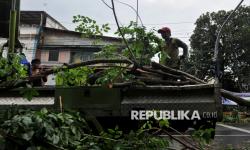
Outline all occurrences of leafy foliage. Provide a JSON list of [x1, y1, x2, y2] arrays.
[[94, 21, 163, 66], [222, 109, 240, 123], [66, 18, 164, 87], [19, 86, 39, 101], [0, 108, 170, 150], [192, 127, 215, 149], [73, 15, 110, 37], [98, 121, 169, 149], [95, 67, 134, 85], [94, 45, 125, 59], [0, 108, 90, 149], [55, 66, 94, 87], [115, 21, 162, 65], [0, 54, 37, 100], [188, 6, 250, 89], [0, 54, 27, 83]]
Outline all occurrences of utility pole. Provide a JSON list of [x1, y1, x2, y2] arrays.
[[213, 0, 244, 121], [8, 0, 17, 55], [213, 0, 244, 84]]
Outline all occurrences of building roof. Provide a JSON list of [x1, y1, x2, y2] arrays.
[[42, 27, 123, 43], [39, 27, 123, 50], [20, 11, 67, 30], [20, 11, 122, 43]]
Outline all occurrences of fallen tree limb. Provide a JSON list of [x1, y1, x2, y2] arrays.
[[1, 60, 207, 89], [133, 68, 163, 78], [161, 130, 199, 150], [112, 81, 146, 87], [142, 66, 202, 84], [184, 77, 203, 85], [41, 59, 134, 75], [151, 62, 206, 84], [220, 89, 250, 107], [136, 77, 193, 85], [0, 59, 134, 88], [141, 66, 183, 80]]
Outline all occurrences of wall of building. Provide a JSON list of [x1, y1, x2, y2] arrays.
[[59, 50, 70, 63], [40, 50, 49, 62], [45, 17, 65, 30], [43, 32, 94, 46], [19, 25, 41, 62], [1, 11, 122, 71], [40, 50, 70, 65], [0, 24, 40, 62], [41, 28, 121, 46], [38, 28, 122, 66]]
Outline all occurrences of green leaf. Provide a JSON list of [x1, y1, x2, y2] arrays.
[[40, 108, 48, 115], [71, 125, 77, 135], [159, 119, 169, 128], [22, 130, 34, 141], [21, 116, 33, 126], [52, 134, 60, 144], [20, 87, 39, 101], [108, 129, 115, 134]]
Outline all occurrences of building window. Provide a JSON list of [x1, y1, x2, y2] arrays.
[[70, 51, 95, 63], [48, 50, 59, 61]]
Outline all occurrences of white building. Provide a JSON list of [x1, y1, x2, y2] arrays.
[[0, 11, 67, 62], [0, 11, 122, 85]]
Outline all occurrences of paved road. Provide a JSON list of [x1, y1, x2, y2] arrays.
[[212, 123, 250, 149], [163, 123, 250, 149]]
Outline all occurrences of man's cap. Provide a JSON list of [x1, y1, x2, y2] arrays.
[[158, 27, 171, 34]]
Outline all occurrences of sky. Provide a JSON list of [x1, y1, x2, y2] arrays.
[[21, 0, 249, 45]]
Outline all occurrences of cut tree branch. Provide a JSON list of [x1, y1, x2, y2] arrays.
[[136, 77, 192, 85], [151, 62, 206, 84], [41, 59, 133, 75], [141, 66, 183, 80]]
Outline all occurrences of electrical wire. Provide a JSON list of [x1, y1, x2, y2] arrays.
[[115, 0, 144, 26], [100, 0, 144, 26], [59, 21, 194, 25], [101, 0, 113, 9], [99, 0, 125, 28]]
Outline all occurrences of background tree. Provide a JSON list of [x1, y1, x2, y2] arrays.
[[188, 6, 250, 91]]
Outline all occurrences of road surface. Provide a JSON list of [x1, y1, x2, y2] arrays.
[[162, 123, 250, 149], [212, 123, 250, 149]]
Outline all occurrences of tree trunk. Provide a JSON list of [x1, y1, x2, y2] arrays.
[[220, 89, 250, 107]]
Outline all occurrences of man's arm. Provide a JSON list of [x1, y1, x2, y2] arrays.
[[176, 39, 188, 58]]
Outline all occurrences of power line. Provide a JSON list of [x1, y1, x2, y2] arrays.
[[138, 22, 194, 25], [99, 0, 144, 26], [100, 0, 112, 9], [115, 0, 144, 26], [59, 21, 194, 25]]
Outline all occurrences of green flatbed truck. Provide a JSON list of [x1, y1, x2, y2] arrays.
[[0, 83, 222, 132]]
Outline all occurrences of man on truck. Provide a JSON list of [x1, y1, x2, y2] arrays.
[[158, 27, 188, 69], [31, 59, 47, 86]]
